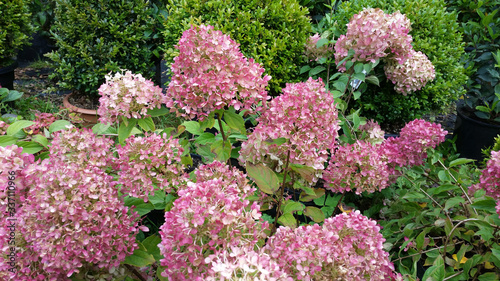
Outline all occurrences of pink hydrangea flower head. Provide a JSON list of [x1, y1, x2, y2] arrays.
[[24, 113, 56, 135], [384, 50, 436, 94], [382, 119, 447, 168], [20, 159, 142, 277], [116, 133, 186, 201], [324, 140, 396, 194], [358, 119, 386, 144], [166, 24, 271, 120], [206, 246, 292, 281], [0, 120, 8, 135], [264, 210, 400, 280], [49, 127, 115, 168], [470, 150, 500, 202], [98, 70, 167, 124], [239, 78, 340, 185], [158, 162, 269, 280], [335, 8, 413, 71], [304, 33, 334, 62]]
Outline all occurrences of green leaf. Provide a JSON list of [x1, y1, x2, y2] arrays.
[[289, 163, 317, 183], [123, 241, 155, 267], [300, 65, 311, 74], [310, 66, 326, 76], [210, 139, 231, 162], [304, 206, 325, 223], [137, 117, 155, 132], [16, 141, 44, 154], [118, 119, 137, 144], [224, 108, 246, 135], [422, 256, 445, 281], [282, 201, 305, 214], [246, 163, 280, 195], [300, 188, 325, 202], [141, 234, 163, 261], [2, 90, 23, 102], [195, 133, 216, 145], [316, 38, 329, 48], [471, 198, 497, 212], [444, 197, 465, 211], [49, 120, 72, 133], [365, 75, 379, 86], [478, 272, 499, 281], [265, 137, 287, 146], [449, 158, 475, 167], [32, 135, 49, 148], [92, 123, 111, 135], [0, 135, 17, 147], [6, 120, 34, 136], [124, 197, 155, 216], [278, 213, 297, 228], [149, 190, 167, 210], [147, 106, 170, 117], [183, 121, 202, 135]]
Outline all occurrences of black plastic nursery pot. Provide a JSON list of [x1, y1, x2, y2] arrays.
[[0, 61, 18, 90], [454, 106, 500, 161]]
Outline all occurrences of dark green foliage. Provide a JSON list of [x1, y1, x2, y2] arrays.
[[0, 0, 35, 66], [161, 0, 312, 96], [47, 0, 157, 99], [330, 0, 467, 126]]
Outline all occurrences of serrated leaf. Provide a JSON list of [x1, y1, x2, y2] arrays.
[[471, 198, 497, 212], [444, 197, 465, 211], [246, 163, 280, 195], [6, 120, 34, 136], [478, 272, 499, 281], [304, 206, 325, 223], [422, 256, 445, 281], [123, 241, 156, 267], [48, 120, 72, 133], [142, 234, 163, 261], [147, 106, 170, 117], [210, 139, 231, 162], [449, 158, 475, 167], [289, 163, 317, 183], [278, 213, 297, 228], [282, 201, 305, 214], [224, 109, 246, 135], [0, 135, 17, 146], [137, 117, 155, 132], [32, 135, 49, 148], [183, 121, 202, 135], [310, 66, 326, 76], [118, 119, 137, 144], [195, 133, 215, 145], [92, 123, 111, 135], [16, 141, 44, 154]]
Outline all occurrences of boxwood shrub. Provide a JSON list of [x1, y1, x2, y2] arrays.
[[47, 0, 158, 99], [0, 0, 34, 67], [330, 0, 467, 125], [161, 0, 312, 96]]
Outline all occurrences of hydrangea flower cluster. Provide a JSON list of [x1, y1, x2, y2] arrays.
[[116, 133, 185, 201], [263, 211, 400, 280], [25, 113, 56, 135], [49, 127, 115, 168], [382, 119, 447, 168], [470, 150, 500, 217], [207, 246, 291, 281], [166, 24, 271, 120], [358, 120, 385, 144], [325, 119, 446, 194], [334, 8, 413, 69], [304, 33, 333, 62], [97, 70, 167, 124], [324, 140, 396, 194], [335, 8, 435, 94], [21, 160, 142, 278], [0, 145, 34, 280], [158, 162, 269, 280], [384, 50, 436, 95], [239, 78, 340, 184], [0, 120, 8, 135]]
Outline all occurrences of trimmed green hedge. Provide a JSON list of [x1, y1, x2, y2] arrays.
[[0, 0, 34, 67], [161, 0, 312, 96], [47, 0, 157, 98]]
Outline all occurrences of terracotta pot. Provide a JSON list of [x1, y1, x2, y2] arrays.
[[63, 93, 98, 126]]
